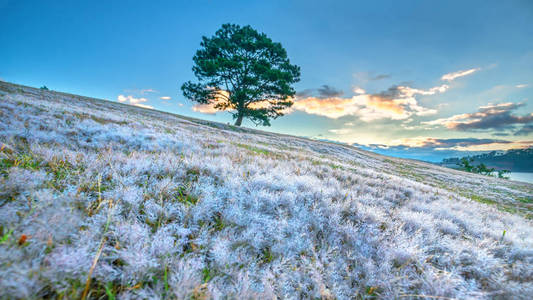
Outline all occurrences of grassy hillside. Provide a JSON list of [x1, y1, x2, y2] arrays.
[[1, 81, 532, 299]]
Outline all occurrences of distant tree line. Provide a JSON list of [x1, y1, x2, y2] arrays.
[[442, 147, 533, 173], [457, 157, 510, 179]]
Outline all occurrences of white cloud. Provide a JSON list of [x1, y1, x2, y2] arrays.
[[516, 84, 529, 88], [441, 68, 480, 81], [353, 87, 366, 94], [328, 128, 351, 134], [160, 96, 171, 100], [117, 95, 153, 109], [192, 103, 219, 114], [395, 84, 449, 97]]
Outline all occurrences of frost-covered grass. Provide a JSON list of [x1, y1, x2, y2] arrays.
[[0, 81, 532, 299]]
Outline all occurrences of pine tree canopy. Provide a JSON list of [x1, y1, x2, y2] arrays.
[[181, 24, 300, 126]]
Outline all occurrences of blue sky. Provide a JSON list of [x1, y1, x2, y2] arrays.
[[1, 0, 532, 161]]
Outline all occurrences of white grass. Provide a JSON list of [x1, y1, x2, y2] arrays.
[[0, 81, 532, 299]]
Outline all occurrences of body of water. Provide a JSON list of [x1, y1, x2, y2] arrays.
[[508, 172, 533, 184]]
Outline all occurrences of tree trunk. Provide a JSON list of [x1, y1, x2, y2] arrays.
[[234, 113, 243, 126], [234, 100, 244, 126]]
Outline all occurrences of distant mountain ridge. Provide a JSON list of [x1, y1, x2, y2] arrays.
[[440, 147, 533, 172]]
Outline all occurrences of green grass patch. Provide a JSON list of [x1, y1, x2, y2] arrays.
[[461, 192, 532, 219], [468, 194, 498, 206], [0, 148, 86, 192], [232, 143, 271, 155], [517, 197, 533, 204], [328, 163, 343, 170], [174, 186, 199, 206], [163, 265, 169, 296], [0, 227, 13, 244], [105, 282, 116, 300], [72, 112, 128, 125], [48, 278, 126, 299], [212, 213, 225, 231], [261, 247, 274, 264], [202, 267, 213, 283], [0, 152, 42, 175]]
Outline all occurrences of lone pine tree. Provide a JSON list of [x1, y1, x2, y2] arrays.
[[181, 24, 300, 126]]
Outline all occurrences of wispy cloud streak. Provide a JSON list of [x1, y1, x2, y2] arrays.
[[441, 68, 479, 81]]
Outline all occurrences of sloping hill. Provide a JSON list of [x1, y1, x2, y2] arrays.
[[1, 81, 532, 299]]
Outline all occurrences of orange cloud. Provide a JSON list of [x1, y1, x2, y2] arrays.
[[291, 84, 444, 121], [192, 89, 232, 114], [367, 95, 405, 115], [191, 89, 292, 115], [292, 96, 358, 119], [191, 83, 446, 122]]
